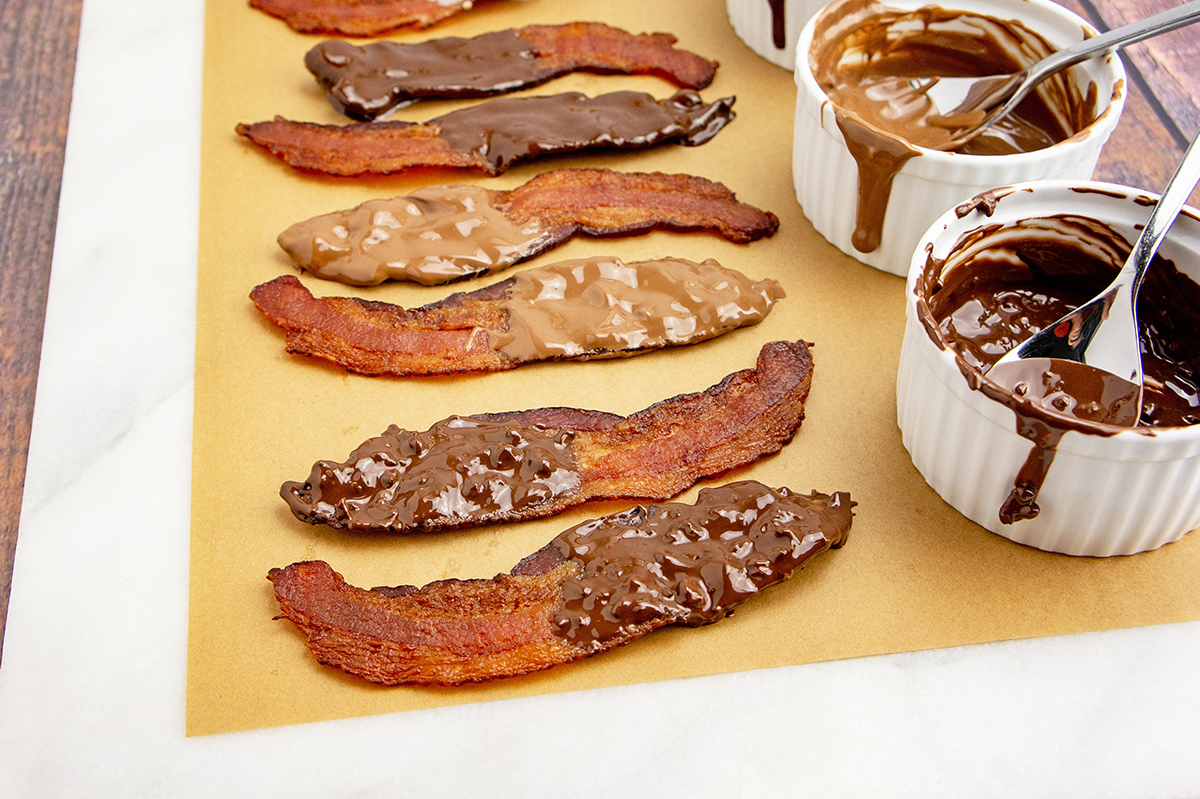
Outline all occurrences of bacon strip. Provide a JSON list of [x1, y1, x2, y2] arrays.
[[498, 168, 779, 244], [269, 481, 852, 685], [280, 339, 815, 533], [250, 274, 514, 375], [252, 256, 782, 375], [249, 257, 782, 376], [307, 23, 718, 120], [276, 169, 779, 287], [249, 0, 500, 37], [235, 90, 736, 177]]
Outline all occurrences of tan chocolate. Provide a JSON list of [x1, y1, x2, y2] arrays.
[[277, 185, 554, 287], [495, 257, 785, 362]]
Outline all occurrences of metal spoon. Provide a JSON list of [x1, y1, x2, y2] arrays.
[[910, 0, 1200, 151], [990, 128, 1200, 423]]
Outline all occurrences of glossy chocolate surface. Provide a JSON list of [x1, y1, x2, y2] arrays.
[[811, 0, 1099, 253], [496, 257, 784, 362], [277, 185, 555, 286], [282, 416, 581, 532], [543, 481, 853, 649], [916, 210, 1200, 522], [430, 90, 735, 174], [308, 32, 541, 120]]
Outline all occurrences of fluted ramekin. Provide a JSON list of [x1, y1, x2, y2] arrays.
[[897, 180, 1200, 557], [726, 0, 825, 69], [793, 0, 1126, 276]]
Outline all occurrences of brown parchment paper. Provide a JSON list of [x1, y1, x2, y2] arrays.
[[187, 0, 1200, 736]]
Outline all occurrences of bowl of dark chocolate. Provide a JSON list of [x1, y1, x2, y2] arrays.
[[898, 180, 1200, 557], [794, 0, 1126, 276]]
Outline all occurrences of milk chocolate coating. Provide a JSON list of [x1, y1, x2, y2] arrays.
[[496, 257, 785, 363], [309, 31, 540, 119], [433, 89, 735, 174], [306, 24, 717, 121], [915, 208, 1200, 522], [810, 0, 1101, 253], [277, 184, 556, 286]]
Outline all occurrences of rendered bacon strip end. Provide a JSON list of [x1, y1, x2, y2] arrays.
[[307, 23, 718, 120], [279, 339, 814, 533], [250, 257, 784, 375], [277, 169, 779, 287], [268, 480, 853, 685], [249, 0, 499, 37], [235, 90, 736, 177]]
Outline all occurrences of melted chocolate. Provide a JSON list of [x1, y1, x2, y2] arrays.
[[811, 0, 1100, 253], [916, 212, 1200, 523], [277, 185, 555, 286], [308, 32, 540, 120], [768, 0, 788, 50], [433, 89, 734, 174], [282, 416, 581, 532], [541, 481, 853, 649], [496, 257, 784, 362]]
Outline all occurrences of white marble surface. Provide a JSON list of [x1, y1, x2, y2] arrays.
[[2, 0, 1200, 795]]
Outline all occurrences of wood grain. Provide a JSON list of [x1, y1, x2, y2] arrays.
[[1059, 0, 1200, 205], [0, 0, 83, 661], [0, 0, 1196, 659]]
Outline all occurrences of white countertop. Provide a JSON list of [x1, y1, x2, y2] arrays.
[[1, 0, 1199, 795]]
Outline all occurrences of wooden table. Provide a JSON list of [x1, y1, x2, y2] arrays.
[[0, 0, 1196, 659]]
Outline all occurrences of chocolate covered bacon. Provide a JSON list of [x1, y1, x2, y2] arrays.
[[307, 22, 717, 120], [236, 89, 735, 177], [277, 168, 779, 286], [281, 339, 814, 533], [249, 0, 502, 37], [269, 480, 852, 685], [251, 257, 784, 375]]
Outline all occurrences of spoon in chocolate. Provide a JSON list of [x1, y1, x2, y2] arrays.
[[910, 0, 1200, 152], [988, 128, 1200, 426]]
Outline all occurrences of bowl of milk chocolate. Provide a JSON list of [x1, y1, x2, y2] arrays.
[[793, 0, 1126, 275], [898, 181, 1200, 556]]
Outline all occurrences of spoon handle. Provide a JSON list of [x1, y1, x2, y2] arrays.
[[1124, 127, 1200, 299], [1005, 1, 1200, 121]]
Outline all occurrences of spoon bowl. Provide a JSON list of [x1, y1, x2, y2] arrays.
[[911, 0, 1200, 151], [899, 180, 1200, 556], [990, 127, 1200, 424]]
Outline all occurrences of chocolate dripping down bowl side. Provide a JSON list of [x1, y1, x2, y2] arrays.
[[793, 0, 1126, 277], [897, 180, 1200, 557], [726, 0, 828, 69]]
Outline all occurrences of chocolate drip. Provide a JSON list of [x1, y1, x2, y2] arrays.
[[811, 0, 1095, 253], [768, 0, 788, 50], [916, 212, 1200, 523]]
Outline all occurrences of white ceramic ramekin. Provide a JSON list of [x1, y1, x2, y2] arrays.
[[726, 0, 826, 69], [793, 0, 1126, 276], [897, 180, 1200, 557]]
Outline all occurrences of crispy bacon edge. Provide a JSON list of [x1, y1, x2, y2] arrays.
[[308, 22, 717, 120], [249, 0, 496, 37], [251, 251, 781, 374], [250, 274, 516, 376], [268, 480, 852, 685], [280, 339, 815, 531], [496, 168, 780, 245], [234, 91, 736, 177]]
